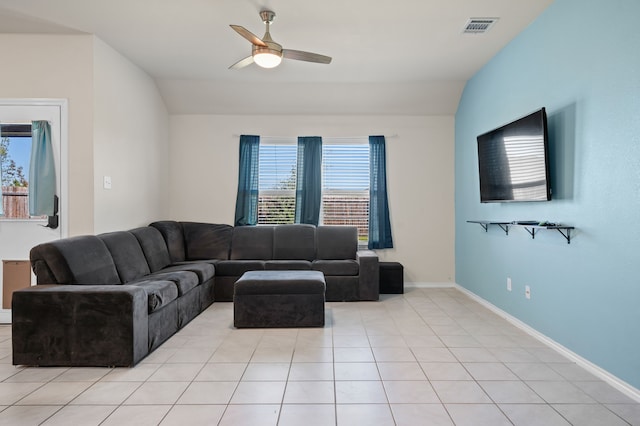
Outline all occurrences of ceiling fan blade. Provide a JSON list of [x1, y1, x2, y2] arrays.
[[282, 49, 332, 64], [230, 25, 267, 47], [229, 55, 254, 70]]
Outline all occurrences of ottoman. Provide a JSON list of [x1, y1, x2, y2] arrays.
[[233, 270, 326, 328]]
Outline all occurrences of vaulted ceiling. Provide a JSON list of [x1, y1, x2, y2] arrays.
[[0, 0, 553, 115]]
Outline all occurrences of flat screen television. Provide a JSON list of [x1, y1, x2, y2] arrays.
[[477, 107, 551, 203]]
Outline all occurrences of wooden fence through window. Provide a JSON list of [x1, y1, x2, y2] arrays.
[[1, 186, 29, 219]]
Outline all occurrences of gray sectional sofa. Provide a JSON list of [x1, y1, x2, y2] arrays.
[[12, 222, 378, 367]]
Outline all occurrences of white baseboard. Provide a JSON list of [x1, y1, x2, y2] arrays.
[[405, 282, 455, 289], [454, 283, 640, 403]]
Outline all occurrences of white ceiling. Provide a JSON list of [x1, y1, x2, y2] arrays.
[[0, 0, 553, 115]]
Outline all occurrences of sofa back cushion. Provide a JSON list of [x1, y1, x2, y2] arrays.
[[99, 231, 151, 283], [230, 226, 274, 260], [182, 222, 233, 260], [30, 235, 121, 285], [316, 226, 358, 260], [273, 224, 316, 261], [129, 227, 172, 272], [150, 221, 185, 263]]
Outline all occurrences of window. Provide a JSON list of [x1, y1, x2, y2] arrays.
[[0, 124, 43, 219], [257, 142, 297, 224], [253, 137, 370, 243], [322, 140, 370, 244]]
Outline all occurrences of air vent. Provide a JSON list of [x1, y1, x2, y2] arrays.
[[463, 18, 498, 34]]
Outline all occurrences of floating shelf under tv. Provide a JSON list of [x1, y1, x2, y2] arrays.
[[467, 220, 575, 244]]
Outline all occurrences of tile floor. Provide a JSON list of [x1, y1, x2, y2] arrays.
[[0, 287, 638, 425]]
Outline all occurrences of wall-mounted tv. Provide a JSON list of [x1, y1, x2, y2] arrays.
[[477, 107, 551, 203]]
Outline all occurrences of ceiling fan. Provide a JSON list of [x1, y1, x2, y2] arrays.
[[229, 10, 332, 69]]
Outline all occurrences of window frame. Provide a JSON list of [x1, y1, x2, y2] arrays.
[[254, 136, 371, 245]]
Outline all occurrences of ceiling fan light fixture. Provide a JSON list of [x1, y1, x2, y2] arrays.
[[253, 48, 282, 68]]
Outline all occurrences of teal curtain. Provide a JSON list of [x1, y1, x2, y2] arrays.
[[368, 135, 393, 249], [234, 135, 260, 226], [295, 136, 322, 225], [29, 121, 56, 216]]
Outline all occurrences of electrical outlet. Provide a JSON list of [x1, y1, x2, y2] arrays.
[[103, 175, 112, 190], [525, 285, 531, 299], [507, 277, 512, 292]]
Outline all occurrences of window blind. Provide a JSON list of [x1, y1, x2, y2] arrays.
[[321, 141, 370, 242], [258, 143, 297, 224]]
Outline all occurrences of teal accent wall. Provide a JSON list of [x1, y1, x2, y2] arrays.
[[455, 0, 640, 389]]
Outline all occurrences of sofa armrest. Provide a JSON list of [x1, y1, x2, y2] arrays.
[[356, 250, 379, 301], [12, 284, 149, 367]]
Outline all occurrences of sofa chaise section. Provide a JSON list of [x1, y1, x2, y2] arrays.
[[13, 229, 216, 367]]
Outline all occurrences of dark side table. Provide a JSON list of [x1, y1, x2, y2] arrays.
[[379, 262, 404, 294]]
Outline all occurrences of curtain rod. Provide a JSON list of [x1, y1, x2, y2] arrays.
[[232, 134, 398, 139]]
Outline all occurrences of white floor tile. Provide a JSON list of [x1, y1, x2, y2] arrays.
[[377, 362, 427, 381], [336, 404, 394, 426], [431, 381, 492, 403], [124, 381, 189, 405], [101, 405, 171, 426], [15, 381, 91, 405], [1, 288, 637, 426], [478, 380, 544, 403], [242, 362, 290, 381], [552, 403, 630, 426], [0, 405, 61, 426], [283, 381, 335, 403], [499, 404, 571, 426], [195, 362, 247, 381], [463, 362, 519, 381], [390, 403, 454, 426], [160, 405, 226, 426], [335, 381, 387, 404], [42, 405, 116, 426], [279, 404, 336, 426], [177, 381, 237, 404], [383, 380, 439, 403], [288, 362, 334, 381], [526, 380, 597, 404], [218, 404, 280, 426], [230, 381, 286, 404], [445, 403, 512, 426], [70, 381, 141, 405], [334, 362, 380, 380]]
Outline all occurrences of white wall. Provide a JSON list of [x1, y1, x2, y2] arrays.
[[93, 37, 170, 233], [169, 114, 455, 283], [0, 34, 94, 235]]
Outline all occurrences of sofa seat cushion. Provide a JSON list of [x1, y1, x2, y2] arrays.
[[130, 280, 178, 313], [160, 263, 215, 284], [265, 260, 312, 271], [137, 270, 199, 296], [312, 260, 359, 276], [215, 260, 265, 276]]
